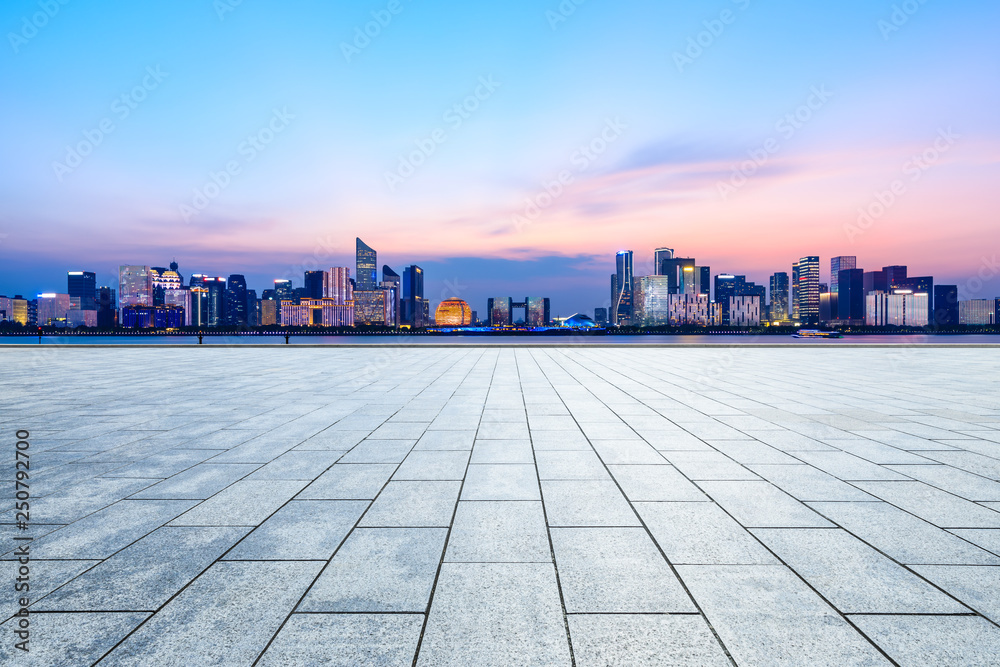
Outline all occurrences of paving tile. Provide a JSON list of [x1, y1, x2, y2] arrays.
[[541, 480, 640, 527], [248, 450, 343, 480], [338, 439, 416, 464], [37, 527, 249, 611], [568, 614, 730, 667], [850, 615, 1000, 667], [101, 449, 218, 478], [708, 440, 800, 465], [413, 430, 477, 451], [807, 502, 1000, 565], [949, 529, 1000, 555], [169, 480, 308, 526], [636, 501, 778, 565], [851, 481, 1000, 528], [551, 527, 694, 612], [747, 464, 875, 501], [301, 528, 447, 612], [752, 528, 967, 613], [298, 463, 395, 500], [0, 559, 99, 619], [0, 612, 149, 666], [886, 464, 1000, 501], [224, 500, 367, 559], [678, 564, 891, 666], [662, 451, 760, 480], [477, 421, 530, 440], [699, 480, 833, 528], [910, 565, 1000, 622], [360, 481, 461, 527], [446, 501, 550, 563], [608, 464, 708, 501], [295, 429, 369, 450], [259, 613, 423, 666], [470, 439, 534, 463], [393, 450, 470, 480], [417, 562, 571, 667], [535, 450, 608, 480], [531, 430, 598, 451], [100, 561, 322, 665], [461, 464, 540, 500], [131, 463, 259, 500]]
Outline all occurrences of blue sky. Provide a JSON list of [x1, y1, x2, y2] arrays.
[[2, 0, 998, 314]]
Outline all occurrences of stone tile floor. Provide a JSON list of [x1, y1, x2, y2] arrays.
[[2, 346, 1000, 665]]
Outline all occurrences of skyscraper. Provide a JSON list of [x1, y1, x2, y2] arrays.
[[67, 271, 97, 311], [794, 256, 820, 324], [382, 266, 400, 328], [613, 250, 633, 325], [402, 265, 426, 328], [225, 274, 248, 327], [203, 277, 226, 327], [837, 268, 866, 322], [933, 285, 959, 327], [525, 297, 550, 326], [96, 287, 116, 328], [830, 256, 857, 313], [356, 237, 378, 291], [714, 275, 766, 325], [304, 271, 325, 299], [653, 248, 675, 275], [488, 297, 513, 326], [769, 272, 790, 322], [119, 265, 153, 321], [323, 268, 352, 304]]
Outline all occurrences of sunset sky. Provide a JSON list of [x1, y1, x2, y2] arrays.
[[2, 0, 998, 315]]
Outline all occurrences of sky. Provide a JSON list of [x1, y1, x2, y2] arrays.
[[1, 0, 999, 315]]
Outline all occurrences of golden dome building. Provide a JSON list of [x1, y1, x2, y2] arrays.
[[435, 298, 473, 326]]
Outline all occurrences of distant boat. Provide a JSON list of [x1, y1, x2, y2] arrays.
[[792, 329, 843, 339]]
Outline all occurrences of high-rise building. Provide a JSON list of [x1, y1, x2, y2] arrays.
[[933, 285, 959, 327], [96, 287, 116, 328], [150, 266, 183, 305], [67, 271, 97, 311], [633, 276, 672, 326], [837, 269, 866, 322], [793, 256, 820, 324], [769, 272, 790, 323], [225, 274, 248, 327], [830, 256, 857, 311], [260, 298, 277, 326], [323, 268, 353, 304], [273, 279, 294, 322], [883, 265, 907, 287], [119, 265, 153, 321], [653, 247, 675, 274], [304, 271, 325, 299], [356, 237, 378, 291], [246, 289, 258, 328], [658, 257, 697, 293], [959, 300, 995, 325], [201, 277, 226, 327], [714, 275, 764, 325], [594, 308, 608, 326], [525, 297, 551, 326], [382, 266, 401, 328], [729, 295, 761, 327], [867, 292, 929, 326], [354, 290, 388, 326], [36, 293, 71, 326], [164, 288, 192, 326], [402, 265, 426, 328], [488, 297, 513, 327], [280, 299, 354, 327], [612, 251, 634, 325]]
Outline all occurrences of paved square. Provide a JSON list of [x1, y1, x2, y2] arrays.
[[3, 345, 1000, 665]]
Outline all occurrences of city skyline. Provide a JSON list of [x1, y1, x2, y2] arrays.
[[2, 1, 999, 314]]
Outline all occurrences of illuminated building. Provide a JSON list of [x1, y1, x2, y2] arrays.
[[260, 298, 277, 326], [324, 267, 353, 304], [150, 267, 183, 305], [165, 288, 193, 326], [769, 272, 789, 323], [67, 271, 97, 311], [830, 256, 856, 313], [354, 290, 388, 326], [279, 299, 355, 327], [121, 305, 184, 329], [729, 295, 761, 327], [66, 310, 98, 328], [119, 265, 153, 321], [225, 274, 248, 326], [199, 277, 226, 327], [525, 297, 550, 326], [611, 250, 633, 325], [792, 256, 820, 324], [866, 292, 930, 326], [488, 297, 513, 326], [36, 293, 71, 326], [402, 265, 426, 328], [959, 299, 995, 325], [667, 294, 714, 326], [653, 247, 674, 274], [633, 276, 672, 326], [274, 279, 294, 322], [435, 298, 473, 326], [356, 237, 378, 291], [382, 266, 400, 328], [562, 313, 599, 328]]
